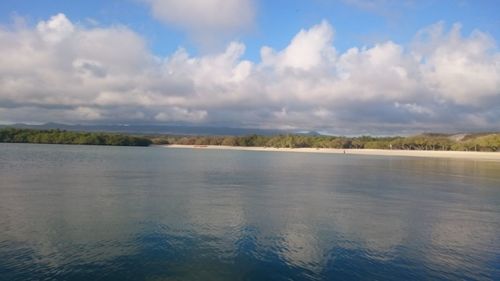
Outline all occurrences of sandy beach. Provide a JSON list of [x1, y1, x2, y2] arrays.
[[162, 144, 500, 161]]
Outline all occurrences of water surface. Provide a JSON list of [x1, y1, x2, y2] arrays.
[[0, 143, 499, 280]]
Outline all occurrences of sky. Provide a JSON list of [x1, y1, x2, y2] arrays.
[[0, 0, 499, 134]]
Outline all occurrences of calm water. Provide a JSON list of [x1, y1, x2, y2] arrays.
[[0, 143, 499, 281]]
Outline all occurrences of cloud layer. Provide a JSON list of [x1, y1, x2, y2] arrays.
[[144, 0, 255, 48], [0, 14, 499, 134]]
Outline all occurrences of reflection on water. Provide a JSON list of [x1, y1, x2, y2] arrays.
[[0, 143, 499, 280]]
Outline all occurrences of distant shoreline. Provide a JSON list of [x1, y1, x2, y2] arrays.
[[162, 144, 500, 161]]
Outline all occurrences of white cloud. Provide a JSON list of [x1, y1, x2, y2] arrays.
[[415, 23, 500, 106], [261, 20, 336, 71], [0, 14, 499, 134], [36, 13, 74, 43], [155, 108, 208, 122], [144, 0, 255, 48]]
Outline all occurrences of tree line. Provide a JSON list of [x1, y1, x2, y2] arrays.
[[2, 128, 499, 151], [0, 128, 152, 146], [151, 133, 500, 152]]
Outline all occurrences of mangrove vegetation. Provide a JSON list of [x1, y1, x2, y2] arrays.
[[151, 133, 500, 152], [1, 128, 499, 151], [0, 128, 152, 146]]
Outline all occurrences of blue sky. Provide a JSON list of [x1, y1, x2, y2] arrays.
[[0, 0, 499, 134], [1, 0, 498, 59]]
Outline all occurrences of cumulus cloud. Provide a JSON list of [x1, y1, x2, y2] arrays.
[[0, 14, 499, 134], [36, 13, 75, 43], [415, 22, 500, 106], [144, 0, 255, 48], [261, 20, 336, 71]]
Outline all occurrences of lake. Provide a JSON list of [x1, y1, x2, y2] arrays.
[[0, 143, 499, 280]]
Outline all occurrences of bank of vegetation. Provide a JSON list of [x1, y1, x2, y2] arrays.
[[151, 133, 500, 152], [0, 128, 152, 146], [2, 128, 499, 151]]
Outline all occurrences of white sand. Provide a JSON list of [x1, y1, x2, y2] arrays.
[[162, 144, 500, 161]]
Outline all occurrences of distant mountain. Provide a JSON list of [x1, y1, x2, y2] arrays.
[[1, 124, 497, 138], [295, 130, 323, 136], [0, 123, 292, 136]]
